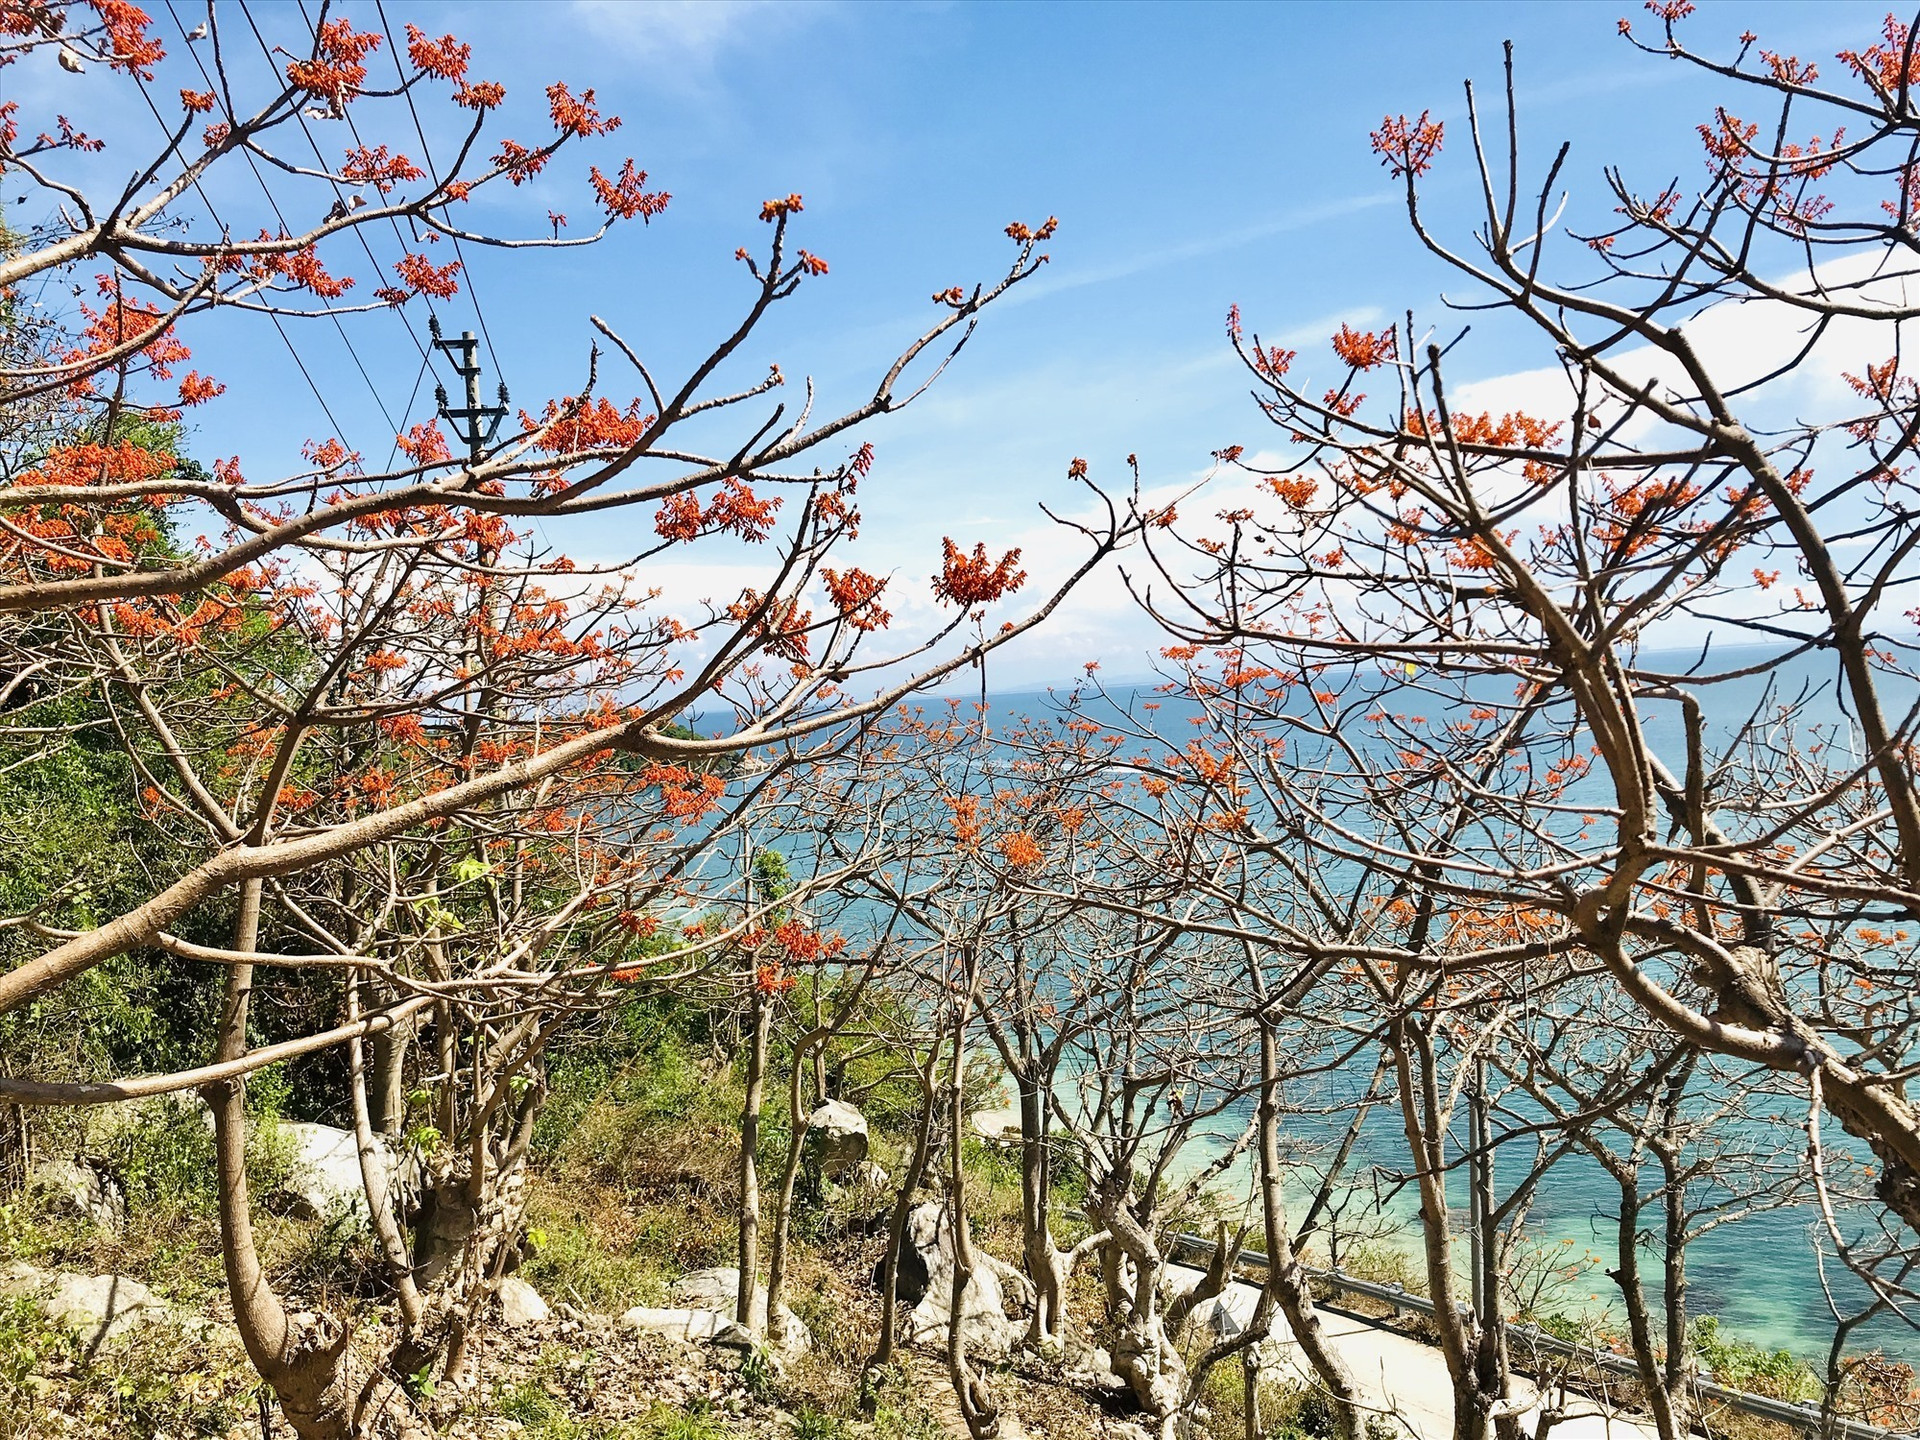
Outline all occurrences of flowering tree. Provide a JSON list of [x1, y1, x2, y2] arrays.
[[0, 6, 1122, 1435], [1126, 4, 1920, 1402]]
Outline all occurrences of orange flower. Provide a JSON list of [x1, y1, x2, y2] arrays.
[[392, 252, 463, 300], [943, 794, 982, 848], [177, 371, 224, 406], [933, 539, 1027, 607], [286, 17, 382, 106], [591, 160, 669, 222], [404, 25, 471, 82], [999, 832, 1043, 869], [822, 567, 891, 631], [1331, 324, 1396, 370], [396, 421, 452, 464], [1370, 111, 1444, 179]]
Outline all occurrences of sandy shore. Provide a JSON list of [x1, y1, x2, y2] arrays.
[[968, 1104, 1659, 1439], [1168, 1264, 1661, 1440]]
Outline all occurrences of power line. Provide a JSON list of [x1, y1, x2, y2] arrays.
[[238, 0, 438, 359], [230, 0, 447, 468], [370, 0, 506, 385], [183, 1, 403, 448], [385, 347, 433, 470], [128, 40, 359, 454]]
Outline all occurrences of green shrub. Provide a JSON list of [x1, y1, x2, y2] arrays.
[[519, 1202, 669, 1312], [0, 1295, 57, 1440], [1333, 1240, 1424, 1296], [90, 1098, 217, 1211], [1691, 1315, 1819, 1402], [495, 1379, 566, 1425], [0, 1300, 260, 1440], [642, 1409, 731, 1440], [788, 1407, 850, 1440], [738, 1344, 779, 1403], [860, 1364, 943, 1440], [791, 1286, 863, 1368], [872, 1404, 943, 1440]]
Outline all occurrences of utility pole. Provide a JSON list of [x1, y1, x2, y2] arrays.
[[429, 315, 507, 468]]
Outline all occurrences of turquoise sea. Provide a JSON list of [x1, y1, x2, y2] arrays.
[[967, 643, 1918, 1366]]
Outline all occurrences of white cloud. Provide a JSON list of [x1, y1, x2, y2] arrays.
[[568, 1, 828, 90], [1006, 193, 1401, 309]]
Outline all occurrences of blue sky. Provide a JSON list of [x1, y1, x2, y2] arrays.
[[11, 0, 1894, 685]]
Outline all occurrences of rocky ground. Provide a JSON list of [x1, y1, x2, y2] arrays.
[[0, 1248, 1153, 1440], [0, 1099, 1147, 1440]]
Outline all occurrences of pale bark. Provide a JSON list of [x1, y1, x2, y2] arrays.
[[867, 1046, 938, 1377], [207, 879, 360, 1440], [766, 1027, 826, 1344], [1391, 1015, 1502, 1440], [944, 990, 1000, 1440], [737, 979, 771, 1330], [1254, 1013, 1360, 1440]]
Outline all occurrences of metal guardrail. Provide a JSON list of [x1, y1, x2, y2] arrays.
[[1168, 1232, 1915, 1440]]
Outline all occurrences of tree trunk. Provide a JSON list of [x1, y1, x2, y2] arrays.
[[944, 996, 1001, 1439], [1256, 1014, 1360, 1440], [767, 1029, 826, 1344], [867, 1051, 937, 1380], [1390, 1015, 1490, 1440], [737, 979, 771, 1330], [368, 1010, 411, 1138], [1657, 1145, 1693, 1435], [347, 984, 430, 1413], [436, 1072, 541, 1387], [1014, 1071, 1069, 1347], [207, 879, 359, 1440], [1091, 1179, 1184, 1434], [1473, 1074, 1518, 1440], [1608, 1166, 1684, 1440]]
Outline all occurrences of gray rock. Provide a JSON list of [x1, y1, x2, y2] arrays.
[[803, 1099, 869, 1178], [897, 1201, 1020, 1356], [668, 1267, 810, 1356], [670, 1267, 746, 1313], [0, 1262, 166, 1347], [496, 1275, 549, 1328], [29, 1158, 126, 1231], [264, 1121, 396, 1224], [1052, 1332, 1125, 1390], [851, 1159, 891, 1191], [619, 1306, 728, 1343]]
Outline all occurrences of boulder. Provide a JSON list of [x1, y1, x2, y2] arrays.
[[670, 1267, 747, 1313], [0, 1262, 167, 1349], [264, 1121, 396, 1224], [496, 1275, 549, 1328], [803, 1099, 869, 1179], [667, 1267, 811, 1357], [850, 1160, 891, 1191], [968, 1109, 1019, 1145], [895, 1201, 1022, 1356], [619, 1306, 727, 1343], [29, 1157, 126, 1231], [1059, 1335, 1126, 1393]]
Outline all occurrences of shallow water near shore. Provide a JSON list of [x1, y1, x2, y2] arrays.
[[961, 647, 1920, 1367]]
